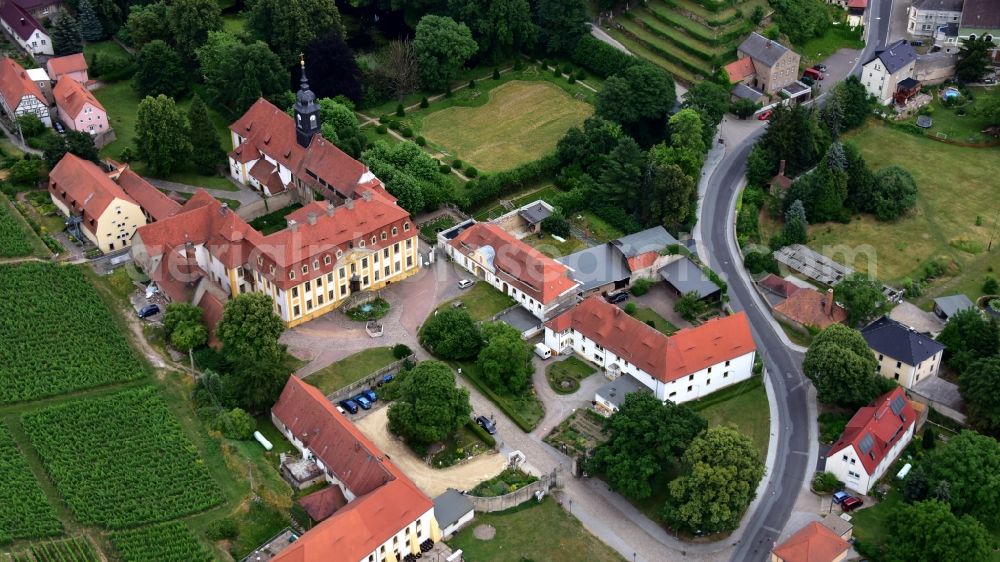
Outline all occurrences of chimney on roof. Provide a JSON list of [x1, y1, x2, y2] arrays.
[[288, 219, 298, 232], [325, 202, 335, 217], [826, 288, 834, 317], [362, 190, 373, 202], [345, 198, 354, 210], [219, 202, 228, 215], [307, 212, 317, 225], [778, 160, 786, 176]]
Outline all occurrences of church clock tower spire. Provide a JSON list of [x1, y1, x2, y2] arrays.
[[294, 54, 320, 148]]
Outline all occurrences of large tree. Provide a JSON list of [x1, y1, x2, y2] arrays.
[[681, 81, 730, 147], [937, 308, 1000, 374], [872, 166, 918, 221], [955, 36, 994, 83], [420, 308, 482, 359], [922, 430, 1000, 525], [884, 500, 992, 562], [187, 94, 225, 175], [650, 108, 706, 178], [318, 98, 365, 158], [644, 161, 696, 228], [782, 199, 808, 245], [533, 0, 587, 55], [589, 392, 706, 500], [196, 32, 289, 115], [124, 1, 170, 47], [598, 136, 644, 210], [374, 40, 420, 101], [768, 0, 830, 43], [596, 63, 676, 146], [301, 29, 363, 103], [133, 40, 187, 99], [42, 131, 99, 169], [448, 0, 536, 61], [134, 95, 191, 176], [477, 322, 533, 394], [247, 0, 344, 66], [51, 11, 83, 55], [835, 272, 890, 327], [362, 140, 449, 213], [388, 361, 472, 446], [803, 323, 891, 407], [960, 358, 1000, 435], [413, 15, 478, 91], [663, 426, 765, 534], [168, 0, 223, 62], [77, 0, 105, 41], [164, 302, 207, 352], [216, 293, 289, 412]]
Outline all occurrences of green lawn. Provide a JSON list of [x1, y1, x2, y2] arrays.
[[83, 40, 131, 61], [690, 376, 770, 460], [93, 81, 238, 191], [812, 121, 1000, 304], [449, 497, 625, 562], [905, 86, 998, 144], [248, 203, 303, 235], [524, 232, 587, 259], [850, 488, 901, 553], [569, 211, 624, 242], [419, 216, 456, 241], [798, 23, 865, 64], [631, 307, 678, 335], [435, 282, 516, 322], [472, 183, 565, 221], [304, 347, 398, 395], [418, 80, 592, 173], [546, 356, 597, 394]]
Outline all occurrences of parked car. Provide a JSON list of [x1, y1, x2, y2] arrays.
[[757, 110, 773, 121], [605, 291, 628, 304], [910, 39, 924, 46], [354, 395, 372, 410], [476, 416, 497, 435], [137, 304, 160, 319], [841, 496, 864, 511], [533, 343, 552, 359], [985, 76, 997, 85], [379, 373, 395, 386], [803, 67, 823, 81], [339, 399, 359, 414], [361, 389, 377, 403], [458, 279, 474, 289], [812, 63, 828, 72], [832, 491, 850, 504], [801, 75, 816, 86], [53, 121, 65, 134]]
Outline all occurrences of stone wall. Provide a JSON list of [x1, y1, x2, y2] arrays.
[[465, 469, 560, 513], [236, 191, 297, 221]]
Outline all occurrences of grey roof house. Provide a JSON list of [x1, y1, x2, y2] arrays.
[[933, 294, 975, 321], [861, 316, 946, 388], [861, 40, 919, 104], [559, 226, 679, 294], [433, 489, 474, 537], [659, 256, 721, 300]]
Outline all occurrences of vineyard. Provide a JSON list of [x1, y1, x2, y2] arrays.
[[2, 537, 101, 562], [22, 386, 224, 529], [110, 522, 214, 562], [0, 424, 61, 544], [0, 198, 35, 258], [0, 263, 146, 404]]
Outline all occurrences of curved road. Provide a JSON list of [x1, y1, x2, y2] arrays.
[[694, 1, 896, 559]]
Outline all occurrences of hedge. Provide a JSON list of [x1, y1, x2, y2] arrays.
[[464, 154, 560, 209], [454, 364, 535, 433], [466, 419, 497, 447], [571, 35, 640, 79]]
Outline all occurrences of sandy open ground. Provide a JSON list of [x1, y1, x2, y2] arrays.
[[353, 407, 506, 497]]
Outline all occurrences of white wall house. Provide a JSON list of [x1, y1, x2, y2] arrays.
[[861, 316, 946, 389], [0, 3, 53, 56], [544, 296, 757, 414], [825, 388, 917, 494], [862, 40, 919, 104], [908, 0, 963, 37], [0, 57, 51, 126]]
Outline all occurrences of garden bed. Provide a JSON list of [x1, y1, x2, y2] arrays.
[[545, 356, 597, 394], [543, 408, 608, 455], [468, 468, 538, 497], [345, 297, 390, 321]]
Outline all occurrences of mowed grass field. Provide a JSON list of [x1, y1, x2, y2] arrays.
[[420, 81, 592, 173], [809, 122, 1000, 302]]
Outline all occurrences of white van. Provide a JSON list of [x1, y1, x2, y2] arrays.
[[458, 279, 474, 289], [533, 343, 552, 359]]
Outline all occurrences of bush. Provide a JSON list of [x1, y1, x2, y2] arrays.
[[812, 472, 843, 493], [541, 211, 570, 237], [401, 127, 413, 138], [395, 103, 405, 117], [439, 163, 451, 173], [562, 64, 572, 74], [379, 114, 390, 123], [211, 408, 255, 440], [392, 343, 413, 359], [204, 518, 238, 541], [376, 125, 388, 134], [571, 36, 639, 79], [552, 66, 560, 77], [388, 121, 401, 131], [492, 67, 500, 80], [466, 418, 496, 447], [419, 97, 429, 108], [464, 166, 478, 178], [445, 84, 452, 98], [984, 276, 999, 295], [568, 75, 576, 84], [744, 251, 779, 275], [623, 302, 637, 315], [452, 159, 463, 168], [574, 69, 586, 80], [415, 136, 426, 146], [630, 278, 654, 296], [514, 58, 523, 71], [468, 79, 476, 88]]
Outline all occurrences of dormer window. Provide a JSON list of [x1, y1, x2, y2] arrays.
[[324, 255, 331, 265], [371, 236, 377, 245], [336, 249, 343, 258], [301, 265, 308, 274], [289, 270, 295, 280], [257, 257, 263, 266], [381, 231, 387, 240], [269, 265, 275, 274], [313, 260, 320, 270], [359, 240, 365, 248], [392, 227, 398, 236], [403, 222, 410, 231]]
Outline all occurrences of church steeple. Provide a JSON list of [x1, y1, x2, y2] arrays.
[[294, 54, 320, 148]]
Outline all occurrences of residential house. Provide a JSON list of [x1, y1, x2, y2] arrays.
[[557, 226, 679, 296], [862, 40, 919, 105], [433, 490, 474, 538], [543, 296, 756, 413], [109, 164, 182, 222], [0, 56, 50, 126], [933, 294, 975, 322], [8, 0, 62, 21], [846, 0, 867, 28], [771, 521, 850, 562], [53, 76, 109, 135], [773, 287, 848, 330], [658, 255, 721, 302], [24, 67, 50, 103], [443, 221, 579, 320], [908, 0, 963, 37], [957, 0, 999, 42], [861, 316, 945, 389], [0, 1, 51, 55], [271, 377, 440, 562], [825, 387, 917, 494], [731, 33, 802, 95], [489, 200, 553, 238], [759, 274, 803, 299], [46, 53, 88, 83], [48, 154, 147, 253]]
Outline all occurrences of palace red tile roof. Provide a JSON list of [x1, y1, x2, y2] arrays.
[[298, 485, 348, 522], [53, 76, 103, 119], [0, 57, 44, 111], [48, 154, 136, 233], [772, 522, 850, 562], [546, 296, 756, 382], [271, 377, 433, 562], [115, 167, 181, 221], [46, 53, 87, 79], [449, 222, 578, 305], [829, 387, 916, 476], [725, 57, 756, 83]]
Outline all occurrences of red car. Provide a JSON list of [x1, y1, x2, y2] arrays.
[[757, 110, 773, 121], [841, 496, 864, 512]]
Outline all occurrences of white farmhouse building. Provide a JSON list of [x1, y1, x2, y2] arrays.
[[861, 40, 919, 105], [0, 2, 52, 56], [0, 57, 51, 126], [544, 296, 757, 414]]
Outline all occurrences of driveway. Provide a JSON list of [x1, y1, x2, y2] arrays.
[[353, 407, 506, 498], [629, 282, 693, 331], [530, 356, 608, 440], [813, 48, 864, 97], [889, 301, 944, 335]]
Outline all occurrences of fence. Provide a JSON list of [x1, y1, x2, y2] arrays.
[[323, 356, 410, 403], [465, 469, 560, 513]]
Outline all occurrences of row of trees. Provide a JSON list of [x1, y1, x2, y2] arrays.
[[133, 94, 224, 175]]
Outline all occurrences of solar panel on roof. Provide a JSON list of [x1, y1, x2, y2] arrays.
[[859, 433, 875, 455], [890, 395, 906, 416]]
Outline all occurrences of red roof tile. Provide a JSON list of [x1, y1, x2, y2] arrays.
[[54, 75, 105, 120], [774, 288, 847, 329], [298, 485, 348, 522], [271, 377, 433, 562], [48, 154, 136, 232], [847, 0, 867, 8], [0, 57, 44, 112], [725, 57, 756, 83], [626, 252, 659, 272], [829, 387, 916, 476], [546, 296, 756, 382], [772, 522, 850, 562], [46, 53, 87, 79], [115, 167, 181, 221], [760, 274, 802, 298], [449, 222, 578, 305]]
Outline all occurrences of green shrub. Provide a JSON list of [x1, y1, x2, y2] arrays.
[[492, 67, 500, 79], [552, 66, 560, 77], [623, 302, 637, 315], [439, 164, 451, 174], [389, 121, 401, 131], [574, 69, 586, 80], [514, 59, 523, 71], [211, 408, 255, 440], [445, 84, 452, 98], [466, 419, 496, 447], [415, 136, 426, 146], [395, 103, 405, 117], [204, 517, 238, 540], [571, 36, 639, 78], [379, 114, 390, 123], [468, 79, 476, 88], [630, 279, 654, 296], [568, 75, 575, 84], [984, 276, 999, 294], [392, 344, 413, 359], [452, 159, 463, 168], [376, 125, 388, 135], [812, 472, 842, 493], [464, 166, 478, 178], [419, 97, 429, 108], [562, 64, 572, 74], [401, 127, 413, 138]]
